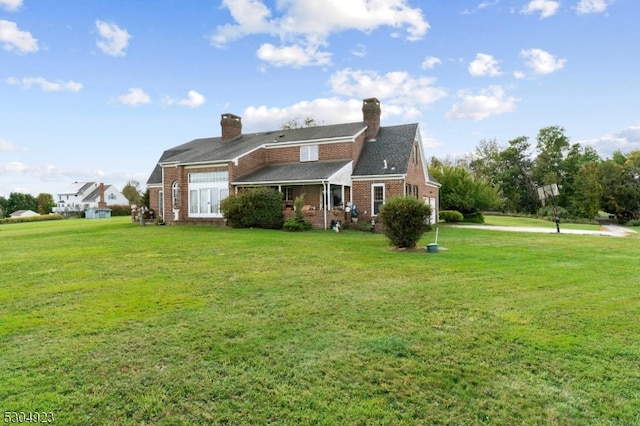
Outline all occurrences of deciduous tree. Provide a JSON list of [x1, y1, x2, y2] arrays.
[[36, 193, 55, 214]]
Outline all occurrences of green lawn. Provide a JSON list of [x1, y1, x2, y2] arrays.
[[1, 217, 639, 425]]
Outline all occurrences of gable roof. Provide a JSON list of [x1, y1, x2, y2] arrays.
[[147, 122, 366, 185], [352, 123, 419, 177], [81, 184, 116, 203], [10, 210, 39, 217]]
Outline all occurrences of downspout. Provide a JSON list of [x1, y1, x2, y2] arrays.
[[323, 180, 328, 230]]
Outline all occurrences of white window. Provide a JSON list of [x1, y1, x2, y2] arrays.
[[172, 181, 179, 208], [188, 172, 229, 218], [372, 184, 385, 215], [300, 145, 319, 162], [158, 191, 164, 219]]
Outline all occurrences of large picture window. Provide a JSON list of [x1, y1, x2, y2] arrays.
[[188, 171, 229, 218], [300, 145, 319, 162]]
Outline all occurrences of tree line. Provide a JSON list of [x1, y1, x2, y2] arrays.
[[430, 125, 640, 222], [0, 193, 55, 218]]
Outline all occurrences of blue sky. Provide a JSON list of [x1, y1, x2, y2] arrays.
[[1, 0, 638, 198]]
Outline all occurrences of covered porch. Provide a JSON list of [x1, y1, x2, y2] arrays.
[[233, 161, 353, 229]]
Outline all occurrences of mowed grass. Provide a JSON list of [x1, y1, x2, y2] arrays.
[[1, 217, 639, 425]]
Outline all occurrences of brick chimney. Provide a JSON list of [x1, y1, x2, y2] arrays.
[[98, 183, 107, 208], [220, 113, 242, 141], [362, 97, 381, 142]]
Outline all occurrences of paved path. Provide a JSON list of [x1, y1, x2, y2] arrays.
[[451, 224, 637, 237]]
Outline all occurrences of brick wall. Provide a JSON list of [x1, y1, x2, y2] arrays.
[[266, 141, 354, 164], [234, 148, 267, 180], [352, 178, 405, 224], [148, 187, 160, 215], [319, 141, 353, 160], [267, 146, 300, 163]]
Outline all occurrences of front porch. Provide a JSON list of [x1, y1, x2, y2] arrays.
[[233, 160, 353, 230]]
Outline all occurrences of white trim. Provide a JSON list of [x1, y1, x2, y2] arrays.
[[184, 163, 228, 170], [352, 174, 405, 181], [372, 183, 385, 216], [264, 135, 359, 149]]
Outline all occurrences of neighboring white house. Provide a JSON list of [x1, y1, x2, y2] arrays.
[[10, 209, 39, 218], [53, 182, 129, 213]]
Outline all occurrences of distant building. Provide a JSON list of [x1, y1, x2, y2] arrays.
[[10, 209, 39, 218], [53, 182, 128, 214]]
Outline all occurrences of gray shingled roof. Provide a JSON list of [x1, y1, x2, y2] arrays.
[[234, 161, 351, 184], [146, 122, 366, 185], [82, 184, 116, 203], [352, 123, 419, 176]]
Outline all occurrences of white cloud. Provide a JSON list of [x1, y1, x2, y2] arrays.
[[445, 86, 517, 121], [520, 48, 566, 74], [0, 0, 22, 11], [520, 0, 560, 18], [256, 42, 332, 67], [242, 96, 423, 131], [329, 68, 447, 107], [0, 139, 18, 151], [478, 1, 499, 9], [164, 90, 206, 108], [243, 98, 362, 130], [95, 20, 131, 57], [117, 88, 150, 106], [213, 0, 428, 44], [468, 53, 502, 77], [351, 43, 367, 57], [0, 161, 28, 172], [575, 0, 609, 14], [581, 127, 640, 157], [0, 19, 38, 53], [421, 56, 441, 69], [211, 0, 428, 67], [7, 77, 83, 92]]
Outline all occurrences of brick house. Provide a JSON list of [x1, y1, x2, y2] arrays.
[[146, 98, 440, 229]]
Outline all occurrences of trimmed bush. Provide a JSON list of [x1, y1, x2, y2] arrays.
[[463, 212, 485, 224], [359, 222, 374, 232], [439, 210, 464, 223], [378, 195, 432, 248], [282, 195, 312, 231], [109, 204, 132, 216], [537, 205, 570, 220], [0, 214, 64, 225], [220, 187, 284, 229], [282, 217, 313, 232]]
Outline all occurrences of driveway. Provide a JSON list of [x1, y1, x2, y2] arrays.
[[451, 224, 637, 237]]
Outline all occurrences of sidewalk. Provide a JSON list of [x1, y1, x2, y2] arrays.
[[451, 224, 637, 237]]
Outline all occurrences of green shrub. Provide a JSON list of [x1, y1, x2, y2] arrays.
[[109, 204, 132, 216], [220, 187, 283, 229], [629, 219, 640, 227], [537, 205, 570, 220], [282, 217, 312, 232], [0, 214, 64, 225], [439, 210, 464, 223], [359, 222, 374, 232], [463, 212, 485, 223], [378, 195, 432, 248]]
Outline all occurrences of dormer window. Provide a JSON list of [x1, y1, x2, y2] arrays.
[[300, 145, 318, 162]]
